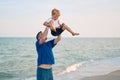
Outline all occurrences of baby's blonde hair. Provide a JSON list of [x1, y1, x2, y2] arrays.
[[51, 8, 60, 17]]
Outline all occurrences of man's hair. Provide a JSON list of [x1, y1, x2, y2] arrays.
[[36, 31, 42, 40], [52, 8, 60, 16]]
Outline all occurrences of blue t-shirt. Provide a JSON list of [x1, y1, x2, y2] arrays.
[[35, 39, 56, 66]]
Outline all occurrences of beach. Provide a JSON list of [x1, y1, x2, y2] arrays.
[[0, 37, 120, 80], [81, 70, 120, 80]]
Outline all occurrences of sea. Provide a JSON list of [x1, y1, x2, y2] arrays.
[[0, 37, 120, 80]]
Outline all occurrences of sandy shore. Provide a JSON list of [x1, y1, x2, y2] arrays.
[[81, 70, 120, 80]]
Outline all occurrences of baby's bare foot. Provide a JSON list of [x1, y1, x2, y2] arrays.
[[72, 33, 80, 36]]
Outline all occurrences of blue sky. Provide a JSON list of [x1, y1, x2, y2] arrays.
[[0, 0, 120, 37]]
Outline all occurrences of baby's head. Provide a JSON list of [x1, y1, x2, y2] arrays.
[[51, 8, 60, 20]]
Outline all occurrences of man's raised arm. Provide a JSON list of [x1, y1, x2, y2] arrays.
[[54, 35, 61, 45], [40, 27, 49, 44]]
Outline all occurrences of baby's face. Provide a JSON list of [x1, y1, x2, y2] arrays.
[[53, 15, 60, 20]]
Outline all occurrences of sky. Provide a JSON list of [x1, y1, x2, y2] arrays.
[[0, 0, 120, 37]]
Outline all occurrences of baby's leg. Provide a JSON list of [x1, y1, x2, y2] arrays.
[[61, 23, 79, 36], [49, 21, 56, 32]]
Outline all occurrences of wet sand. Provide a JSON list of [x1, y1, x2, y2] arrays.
[[81, 70, 120, 80]]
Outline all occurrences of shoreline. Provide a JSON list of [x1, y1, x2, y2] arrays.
[[81, 70, 120, 80]]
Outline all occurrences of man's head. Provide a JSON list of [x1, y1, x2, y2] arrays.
[[51, 8, 60, 20], [36, 31, 42, 40], [36, 31, 47, 40]]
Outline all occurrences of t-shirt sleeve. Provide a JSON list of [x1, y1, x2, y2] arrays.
[[46, 17, 52, 23], [46, 39, 56, 48]]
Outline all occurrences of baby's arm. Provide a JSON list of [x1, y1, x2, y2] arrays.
[[58, 20, 61, 26], [49, 20, 56, 31]]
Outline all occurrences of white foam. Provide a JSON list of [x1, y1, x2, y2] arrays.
[[57, 61, 86, 75], [55, 57, 120, 80]]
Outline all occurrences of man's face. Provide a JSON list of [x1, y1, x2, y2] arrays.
[[38, 32, 47, 40], [38, 32, 42, 39]]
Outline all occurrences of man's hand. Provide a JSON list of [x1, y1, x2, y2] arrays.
[[43, 22, 50, 27]]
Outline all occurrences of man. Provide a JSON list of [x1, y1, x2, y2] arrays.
[[35, 27, 61, 80]]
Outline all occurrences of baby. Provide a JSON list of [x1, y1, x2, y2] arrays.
[[43, 8, 79, 36]]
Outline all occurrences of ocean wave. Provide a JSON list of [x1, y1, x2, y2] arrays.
[[0, 72, 15, 79], [55, 57, 120, 80], [57, 61, 87, 75]]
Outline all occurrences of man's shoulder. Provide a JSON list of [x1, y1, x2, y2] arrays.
[[47, 39, 54, 43], [46, 39, 55, 47]]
